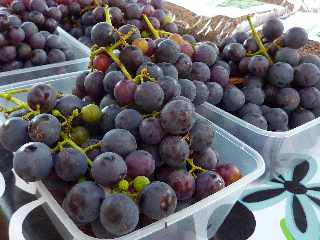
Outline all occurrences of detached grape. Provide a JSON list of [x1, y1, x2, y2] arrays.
[[195, 171, 225, 200], [216, 163, 241, 186]]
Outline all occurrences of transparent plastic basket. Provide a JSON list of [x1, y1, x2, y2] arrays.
[[196, 103, 320, 178], [0, 72, 264, 240], [0, 27, 90, 86]]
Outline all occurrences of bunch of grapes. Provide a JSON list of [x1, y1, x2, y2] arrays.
[[52, 0, 178, 47], [204, 17, 320, 131], [0, 0, 75, 72]]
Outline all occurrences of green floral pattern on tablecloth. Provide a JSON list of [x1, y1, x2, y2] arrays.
[[218, 0, 263, 9]]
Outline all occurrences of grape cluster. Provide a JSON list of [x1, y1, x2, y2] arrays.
[[204, 17, 320, 131], [0, 65, 240, 238], [0, 0, 75, 72], [54, 0, 178, 47]]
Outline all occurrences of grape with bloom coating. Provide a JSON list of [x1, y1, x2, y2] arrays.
[[158, 76, 181, 103], [13, 142, 53, 182], [290, 109, 315, 129], [242, 113, 268, 130], [125, 150, 155, 177], [84, 71, 105, 100], [193, 80, 209, 106], [264, 108, 289, 131], [155, 39, 180, 64], [158, 62, 178, 79], [55, 148, 88, 182], [222, 85, 245, 112], [100, 105, 121, 133], [276, 88, 300, 111], [206, 82, 223, 105], [294, 63, 320, 87], [193, 43, 217, 66], [139, 117, 164, 145], [191, 62, 210, 82], [139, 181, 177, 220], [115, 109, 142, 136], [248, 55, 269, 77], [100, 193, 139, 237], [262, 17, 284, 41], [101, 129, 137, 157], [91, 22, 115, 47], [159, 136, 189, 168], [193, 148, 218, 170], [284, 27, 308, 49], [190, 120, 214, 152], [195, 171, 225, 200], [160, 100, 195, 135], [210, 65, 230, 87], [27, 84, 57, 112], [114, 80, 137, 106], [175, 53, 192, 78], [63, 181, 104, 224], [0, 117, 29, 152], [92, 152, 127, 187], [168, 170, 195, 200], [275, 47, 300, 67], [299, 87, 320, 109], [55, 95, 83, 116], [267, 62, 294, 88], [178, 79, 196, 102]]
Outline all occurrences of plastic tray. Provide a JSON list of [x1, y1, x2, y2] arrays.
[[196, 103, 320, 178], [0, 72, 265, 240], [0, 27, 90, 86]]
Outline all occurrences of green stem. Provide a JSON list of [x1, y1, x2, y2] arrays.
[[84, 143, 101, 153], [104, 6, 111, 24], [142, 14, 160, 39], [187, 158, 207, 177], [247, 16, 273, 63], [105, 48, 133, 80], [280, 219, 295, 240]]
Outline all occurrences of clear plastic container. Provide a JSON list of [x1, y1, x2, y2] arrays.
[[0, 27, 90, 86], [0, 73, 265, 240], [196, 103, 320, 178]]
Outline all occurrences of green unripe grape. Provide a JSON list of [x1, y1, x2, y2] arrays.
[[118, 179, 129, 191], [133, 176, 150, 192], [81, 104, 102, 124], [70, 126, 90, 145]]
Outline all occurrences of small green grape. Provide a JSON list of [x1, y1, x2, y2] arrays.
[[81, 104, 102, 124], [133, 176, 150, 192], [118, 179, 129, 191], [70, 126, 90, 145]]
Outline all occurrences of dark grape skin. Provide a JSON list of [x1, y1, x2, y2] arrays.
[[290, 109, 315, 129], [267, 62, 294, 88], [100, 104, 121, 133], [109, 7, 124, 26], [84, 71, 105, 100], [17, 43, 32, 60], [27, 84, 57, 112], [81, 139, 102, 161], [44, 18, 58, 33], [299, 87, 320, 109], [9, 27, 25, 44], [223, 43, 246, 62], [29, 32, 46, 49], [103, 71, 124, 95], [284, 27, 308, 49], [70, 27, 83, 39], [216, 164, 242, 186], [238, 103, 262, 118], [54, 148, 88, 182], [242, 113, 268, 130], [294, 63, 320, 87], [125, 3, 143, 19], [275, 47, 300, 67], [242, 86, 265, 106], [75, 71, 88, 92], [100, 194, 139, 237], [262, 17, 284, 41], [243, 37, 258, 53], [195, 171, 225, 200], [139, 181, 177, 220], [2, 60, 23, 71], [101, 129, 137, 157], [115, 109, 142, 136], [191, 62, 210, 82], [55, 95, 83, 116], [155, 39, 180, 64], [0, 46, 16, 62], [222, 85, 245, 112], [47, 6, 62, 21], [233, 31, 249, 44], [134, 81, 164, 113], [91, 152, 127, 187], [0, 33, 7, 47], [136, 62, 164, 81], [248, 55, 269, 77], [193, 80, 209, 106], [63, 181, 104, 224], [160, 99, 195, 135], [117, 24, 141, 43], [158, 76, 181, 103], [30, 0, 48, 13], [175, 53, 192, 78], [28, 114, 61, 146], [178, 78, 196, 102], [48, 49, 66, 63], [46, 34, 64, 49], [0, 117, 29, 152], [114, 80, 137, 106], [190, 120, 214, 152], [159, 136, 190, 168], [99, 94, 117, 109], [300, 55, 320, 70], [168, 170, 195, 201], [264, 108, 289, 131], [139, 117, 164, 145], [119, 46, 145, 74], [13, 142, 53, 182], [238, 57, 251, 74], [125, 150, 155, 178], [28, 11, 45, 26], [151, 0, 164, 9], [210, 65, 230, 87], [163, 22, 178, 33], [91, 22, 115, 47], [276, 88, 300, 111], [31, 49, 47, 65], [193, 43, 217, 67], [193, 147, 218, 171], [263, 84, 279, 106], [182, 34, 196, 44], [206, 82, 223, 105], [11, 0, 26, 14]]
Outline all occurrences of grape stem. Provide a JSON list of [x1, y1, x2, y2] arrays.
[[187, 158, 207, 178], [142, 15, 160, 39], [83, 142, 101, 153], [247, 16, 273, 63], [143, 111, 160, 118], [104, 6, 112, 24]]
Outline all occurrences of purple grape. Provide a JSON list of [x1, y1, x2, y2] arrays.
[[222, 85, 245, 112], [223, 43, 246, 62], [294, 63, 320, 87], [27, 84, 57, 112], [193, 43, 217, 66], [262, 17, 284, 41], [178, 78, 196, 102], [210, 65, 229, 87], [193, 80, 209, 105], [264, 108, 289, 131], [206, 82, 223, 105], [238, 103, 262, 117], [284, 27, 308, 49], [168, 170, 195, 200], [155, 39, 180, 64], [290, 108, 315, 128], [125, 150, 155, 177], [242, 86, 265, 105], [275, 47, 300, 67], [267, 62, 294, 88], [276, 88, 300, 111], [299, 87, 320, 109], [193, 147, 218, 171], [190, 120, 214, 152], [84, 71, 105, 100], [248, 55, 269, 77], [115, 108, 142, 136], [242, 113, 268, 130], [195, 171, 225, 200]]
